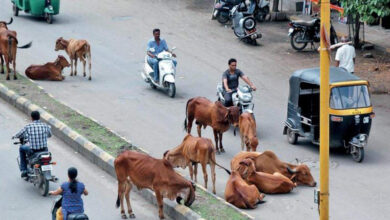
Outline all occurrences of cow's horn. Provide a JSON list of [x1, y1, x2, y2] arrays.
[[7, 17, 13, 25], [287, 166, 297, 174]]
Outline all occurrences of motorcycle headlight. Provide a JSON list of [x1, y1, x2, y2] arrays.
[[359, 134, 367, 142], [243, 17, 256, 30]]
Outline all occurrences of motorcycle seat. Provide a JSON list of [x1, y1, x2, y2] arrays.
[[29, 151, 50, 160], [292, 19, 317, 26]]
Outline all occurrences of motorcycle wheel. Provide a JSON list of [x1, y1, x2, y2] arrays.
[[168, 83, 176, 98], [217, 13, 229, 24], [255, 6, 269, 22], [287, 128, 298, 145], [290, 31, 308, 51], [351, 147, 364, 163], [39, 174, 49, 196]]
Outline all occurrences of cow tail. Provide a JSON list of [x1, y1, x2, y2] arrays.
[[116, 195, 120, 208], [208, 147, 231, 175], [184, 98, 193, 131]]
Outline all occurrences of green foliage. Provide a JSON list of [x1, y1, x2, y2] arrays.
[[340, 0, 390, 23]]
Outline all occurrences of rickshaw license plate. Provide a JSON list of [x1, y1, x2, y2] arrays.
[[41, 165, 52, 171]]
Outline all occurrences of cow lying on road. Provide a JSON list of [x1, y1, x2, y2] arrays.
[[231, 151, 317, 187], [25, 55, 70, 81], [115, 150, 195, 219], [55, 37, 92, 80], [184, 97, 240, 154], [225, 170, 265, 209], [237, 112, 258, 152], [164, 134, 230, 194], [237, 158, 296, 194]]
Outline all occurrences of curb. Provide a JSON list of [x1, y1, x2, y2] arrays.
[[0, 81, 253, 220], [0, 82, 202, 220]]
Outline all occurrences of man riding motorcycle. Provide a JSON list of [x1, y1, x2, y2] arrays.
[[147, 28, 177, 83], [13, 111, 52, 178], [222, 58, 256, 106]]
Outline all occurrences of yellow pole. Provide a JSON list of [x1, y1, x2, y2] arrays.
[[319, 0, 330, 219]]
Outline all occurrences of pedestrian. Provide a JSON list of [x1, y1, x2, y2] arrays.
[[335, 36, 356, 74]]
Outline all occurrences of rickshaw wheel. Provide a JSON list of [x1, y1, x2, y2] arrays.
[[351, 147, 364, 163], [13, 4, 19, 16], [46, 14, 53, 24], [287, 128, 298, 145]]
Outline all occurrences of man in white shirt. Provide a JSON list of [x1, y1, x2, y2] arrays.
[[335, 36, 356, 73]]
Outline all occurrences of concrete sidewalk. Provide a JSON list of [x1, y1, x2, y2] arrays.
[[289, 14, 390, 54]]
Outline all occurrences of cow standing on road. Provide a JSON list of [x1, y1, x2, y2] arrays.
[[184, 97, 240, 154], [114, 150, 195, 219], [55, 37, 92, 80], [237, 112, 258, 152], [25, 55, 70, 81]]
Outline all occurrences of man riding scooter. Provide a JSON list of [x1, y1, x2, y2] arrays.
[[147, 28, 177, 83], [222, 58, 256, 107]]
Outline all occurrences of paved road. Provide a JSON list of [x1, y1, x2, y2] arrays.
[[1, 0, 390, 219], [0, 99, 168, 220]]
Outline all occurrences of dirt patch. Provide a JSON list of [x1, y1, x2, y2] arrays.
[[0, 72, 250, 220]]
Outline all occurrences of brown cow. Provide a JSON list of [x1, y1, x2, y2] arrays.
[[236, 158, 296, 194], [184, 97, 240, 154], [25, 55, 70, 81], [237, 112, 258, 152], [224, 170, 265, 209], [0, 18, 12, 75], [55, 37, 92, 80], [164, 134, 231, 194], [231, 151, 317, 187], [115, 150, 195, 219], [0, 30, 31, 80]]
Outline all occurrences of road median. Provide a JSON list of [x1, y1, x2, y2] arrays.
[[0, 73, 253, 220]]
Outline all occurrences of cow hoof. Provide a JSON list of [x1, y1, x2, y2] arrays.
[[88, 76, 91, 80], [83, 73, 86, 77], [129, 213, 136, 218], [14, 76, 18, 80], [220, 148, 226, 153], [121, 214, 128, 219], [6, 76, 10, 80], [216, 150, 220, 155]]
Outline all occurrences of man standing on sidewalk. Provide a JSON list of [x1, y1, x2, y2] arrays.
[[335, 36, 356, 74]]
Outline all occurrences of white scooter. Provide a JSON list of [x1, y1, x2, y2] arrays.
[[217, 84, 255, 113], [141, 48, 177, 98]]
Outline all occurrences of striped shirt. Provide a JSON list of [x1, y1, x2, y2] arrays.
[[15, 120, 52, 150]]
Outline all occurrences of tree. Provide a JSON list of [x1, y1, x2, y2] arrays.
[[339, 0, 390, 47]]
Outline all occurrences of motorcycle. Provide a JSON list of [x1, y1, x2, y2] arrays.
[[141, 47, 177, 98], [212, 0, 246, 24], [231, 4, 262, 45], [51, 195, 89, 220], [253, 0, 270, 22], [288, 17, 338, 51], [217, 84, 255, 113], [14, 136, 57, 196]]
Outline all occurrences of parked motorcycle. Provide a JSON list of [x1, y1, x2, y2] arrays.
[[141, 48, 177, 98], [14, 136, 57, 196], [231, 4, 262, 45], [253, 0, 270, 22], [51, 195, 89, 220], [217, 84, 255, 113], [212, 0, 246, 24], [288, 17, 338, 51]]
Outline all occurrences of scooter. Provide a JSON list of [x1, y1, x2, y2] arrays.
[[212, 0, 246, 24], [217, 84, 255, 113], [141, 48, 177, 98], [254, 0, 270, 22], [231, 4, 262, 45], [51, 196, 89, 220], [14, 136, 58, 196]]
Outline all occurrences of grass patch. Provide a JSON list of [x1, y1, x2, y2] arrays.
[[0, 72, 251, 220]]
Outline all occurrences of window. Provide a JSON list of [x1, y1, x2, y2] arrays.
[[330, 85, 371, 109]]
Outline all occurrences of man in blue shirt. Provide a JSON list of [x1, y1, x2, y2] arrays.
[[147, 29, 176, 83]]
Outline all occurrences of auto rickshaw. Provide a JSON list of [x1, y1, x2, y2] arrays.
[[11, 0, 60, 24], [283, 67, 374, 162]]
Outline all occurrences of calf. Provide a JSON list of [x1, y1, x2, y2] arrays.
[[25, 55, 70, 81], [115, 150, 195, 219], [237, 158, 296, 194], [184, 97, 240, 153], [237, 112, 258, 151], [164, 134, 230, 194], [224, 170, 265, 209], [55, 37, 92, 80], [231, 151, 317, 187]]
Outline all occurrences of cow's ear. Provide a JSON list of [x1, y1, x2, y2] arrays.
[[163, 150, 169, 158]]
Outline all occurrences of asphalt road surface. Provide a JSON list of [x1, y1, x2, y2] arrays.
[[1, 0, 390, 219], [0, 99, 168, 220]]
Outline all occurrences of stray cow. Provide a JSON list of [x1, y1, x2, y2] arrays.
[[164, 134, 230, 194], [237, 112, 258, 151], [237, 158, 296, 194], [224, 170, 265, 209], [231, 151, 317, 187], [115, 150, 195, 219], [25, 55, 70, 81], [55, 37, 92, 80], [184, 97, 240, 153]]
